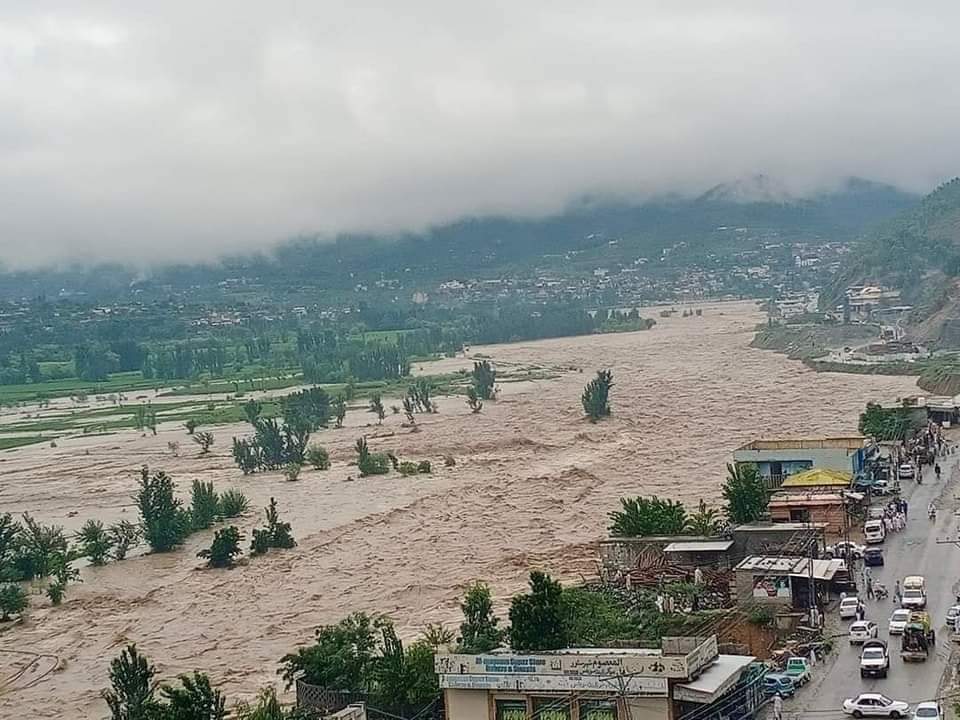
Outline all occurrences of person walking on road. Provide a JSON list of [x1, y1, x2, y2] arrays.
[[773, 692, 783, 720], [894, 581, 901, 604], [866, 578, 875, 600]]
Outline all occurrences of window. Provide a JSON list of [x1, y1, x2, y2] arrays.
[[532, 697, 569, 720], [789, 509, 811, 523], [496, 700, 527, 720], [579, 699, 617, 720]]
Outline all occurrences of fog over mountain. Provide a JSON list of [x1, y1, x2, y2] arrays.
[[1, 2, 959, 267]]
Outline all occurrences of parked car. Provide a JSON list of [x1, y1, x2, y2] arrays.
[[899, 463, 916, 480], [850, 620, 879, 644], [762, 673, 796, 698], [784, 657, 811, 687], [947, 605, 960, 628], [867, 507, 886, 520], [872, 478, 894, 495], [864, 519, 886, 544], [826, 541, 865, 559], [902, 587, 927, 609], [860, 639, 890, 678], [843, 693, 910, 717], [863, 548, 884, 566], [914, 701, 944, 720], [840, 596, 862, 619], [888, 609, 912, 635]]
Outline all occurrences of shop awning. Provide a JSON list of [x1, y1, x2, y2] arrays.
[[673, 654, 756, 704]]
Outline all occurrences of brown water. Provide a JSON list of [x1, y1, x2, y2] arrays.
[[0, 301, 919, 718]]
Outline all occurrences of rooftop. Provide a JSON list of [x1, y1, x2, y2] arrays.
[[663, 540, 734, 553], [735, 555, 844, 581], [735, 437, 866, 452], [673, 654, 756, 704], [781, 467, 852, 488], [733, 521, 828, 532]]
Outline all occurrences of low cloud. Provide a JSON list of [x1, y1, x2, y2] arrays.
[[1, 2, 957, 266]]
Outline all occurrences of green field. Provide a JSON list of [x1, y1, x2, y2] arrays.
[[0, 436, 49, 451]]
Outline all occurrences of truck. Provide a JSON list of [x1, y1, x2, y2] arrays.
[[784, 657, 811, 687], [901, 613, 935, 662], [860, 639, 889, 678]]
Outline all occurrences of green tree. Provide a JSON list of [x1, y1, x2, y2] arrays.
[[160, 672, 227, 720], [76, 519, 114, 566], [0, 583, 27, 621], [581, 369, 613, 422], [685, 499, 722, 536], [560, 587, 640, 646], [242, 399, 263, 426], [722, 463, 768, 524], [279, 612, 380, 691], [185, 419, 198, 435], [374, 623, 440, 710], [369, 395, 386, 425], [102, 644, 161, 720], [197, 526, 243, 568], [218, 489, 249, 518], [137, 468, 190, 553], [19, 512, 68, 577], [421, 623, 455, 650], [608, 497, 687, 537], [458, 581, 503, 653], [190, 480, 220, 530], [282, 387, 331, 430], [471, 360, 497, 400], [508, 571, 567, 652], [46, 553, 81, 605]]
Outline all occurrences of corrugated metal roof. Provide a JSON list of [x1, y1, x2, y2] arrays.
[[734, 555, 843, 581], [781, 467, 852, 488], [663, 540, 734, 553]]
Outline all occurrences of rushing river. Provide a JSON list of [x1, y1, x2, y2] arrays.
[[0, 300, 920, 718]]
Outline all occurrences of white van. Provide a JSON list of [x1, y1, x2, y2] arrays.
[[840, 596, 861, 619], [864, 519, 886, 544], [902, 576, 927, 609]]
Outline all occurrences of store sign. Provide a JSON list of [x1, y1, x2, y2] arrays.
[[440, 673, 669, 697], [436, 653, 688, 679]]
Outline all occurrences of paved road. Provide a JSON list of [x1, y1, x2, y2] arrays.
[[789, 453, 960, 718]]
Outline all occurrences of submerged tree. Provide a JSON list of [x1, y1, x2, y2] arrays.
[[608, 496, 687, 537], [334, 396, 348, 429], [581, 369, 613, 422], [108, 521, 141, 561], [160, 672, 228, 720], [193, 432, 215, 455], [136, 468, 190, 553], [198, 526, 244, 568], [465, 386, 483, 414], [471, 360, 497, 400], [242, 399, 263, 426], [76, 519, 114, 566], [0, 584, 27, 621]]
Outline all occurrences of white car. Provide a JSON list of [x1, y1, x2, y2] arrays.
[[842, 693, 910, 717], [902, 587, 927, 609], [827, 541, 865, 559], [849, 620, 879, 644], [898, 463, 915, 479], [888, 609, 911, 635], [946, 605, 960, 628], [915, 702, 944, 720], [840, 596, 862, 619]]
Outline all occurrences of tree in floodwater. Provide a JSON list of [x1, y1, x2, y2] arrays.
[[581, 369, 613, 422]]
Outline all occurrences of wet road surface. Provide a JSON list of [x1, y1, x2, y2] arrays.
[[788, 454, 960, 718]]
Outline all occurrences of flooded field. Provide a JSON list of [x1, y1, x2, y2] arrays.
[[0, 301, 920, 718]]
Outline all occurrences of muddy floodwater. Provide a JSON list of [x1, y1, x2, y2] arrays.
[[0, 301, 919, 718]]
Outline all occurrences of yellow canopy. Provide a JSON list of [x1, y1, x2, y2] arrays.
[[781, 467, 852, 488]]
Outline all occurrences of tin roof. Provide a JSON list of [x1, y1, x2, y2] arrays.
[[781, 467, 852, 488], [663, 540, 734, 553]]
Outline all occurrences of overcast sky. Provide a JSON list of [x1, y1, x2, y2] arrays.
[[2, 2, 959, 267]]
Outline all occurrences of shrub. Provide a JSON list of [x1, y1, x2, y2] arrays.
[[193, 432, 215, 455], [398, 461, 419, 476], [417, 460, 432, 474], [185, 419, 198, 435], [608, 496, 688, 537], [218, 490, 249, 518], [190, 480, 220, 530], [283, 463, 302, 482], [0, 583, 27, 620], [359, 453, 391, 477], [306, 444, 330, 470], [250, 498, 296, 556], [582, 369, 613, 422], [108, 521, 141, 561], [444, 456, 456, 467], [197, 526, 243, 568]]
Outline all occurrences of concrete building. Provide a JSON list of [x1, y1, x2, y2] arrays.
[[768, 490, 860, 535], [436, 636, 759, 720], [733, 555, 845, 608], [733, 437, 867, 488], [730, 522, 827, 559]]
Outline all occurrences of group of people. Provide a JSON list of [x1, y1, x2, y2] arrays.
[[881, 498, 909, 533]]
